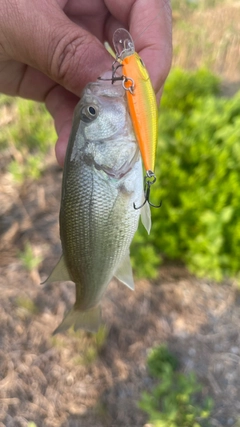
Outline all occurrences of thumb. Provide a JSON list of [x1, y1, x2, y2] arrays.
[[1, 0, 112, 96]]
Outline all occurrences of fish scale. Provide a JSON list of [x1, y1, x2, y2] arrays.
[[62, 163, 138, 307], [43, 79, 148, 334]]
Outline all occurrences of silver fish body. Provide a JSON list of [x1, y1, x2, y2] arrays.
[[44, 80, 150, 333]]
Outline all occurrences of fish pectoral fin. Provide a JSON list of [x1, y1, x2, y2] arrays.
[[141, 200, 152, 235], [41, 255, 71, 284], [114, 253, 135, 290], [53, 305, 102, 335]]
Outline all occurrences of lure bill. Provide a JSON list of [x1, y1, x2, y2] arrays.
[[111, 28, 159, 208]]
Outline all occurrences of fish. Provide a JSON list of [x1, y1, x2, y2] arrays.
[[112, 28, 158, 176], [43, 78, 151, 334]]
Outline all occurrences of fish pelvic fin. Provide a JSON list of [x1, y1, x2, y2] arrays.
[[114, 252, 135, 290], [41, 255, 71, 284], [53, 305, 102, 335]]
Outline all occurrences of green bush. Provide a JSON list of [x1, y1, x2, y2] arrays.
[[139, 345, 213, 427], [0, 96, 56, 181], [147, 345, 179, 377], [132, 68, 240, 281], [0, 97, 55, 152]]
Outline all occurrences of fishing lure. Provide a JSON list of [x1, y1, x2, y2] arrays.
[[111, 28, 160, 209]]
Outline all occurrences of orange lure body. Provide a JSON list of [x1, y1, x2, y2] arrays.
[[113, 29, 158, 174]]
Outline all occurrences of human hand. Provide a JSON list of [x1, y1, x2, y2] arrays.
[[0, 0, 172, 166]]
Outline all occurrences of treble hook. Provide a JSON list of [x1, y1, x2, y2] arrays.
[[133, 171, 162, 210], [98, 61, 135, 93]]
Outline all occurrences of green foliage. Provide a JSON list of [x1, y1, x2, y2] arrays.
[[131, 223, 161, 279], [160, 68, 220, 112], [139, 345, 213, 427], [0, 95, 56, 181], [75, 325, 108, 365], [15, 296, 39, 315], [52, 325, 108, 366], [132, 68, 240, 281], [73, 345, 98, 365], [147, 345, 179, 377], [94, 324, 108, 350], [72, 325, 108, 365], [18, 242, 43, 271], [171, 0, 198, 11], [8, 156, 44, 183], [171, 0, 224, 12], [0, 97, 55, 152]]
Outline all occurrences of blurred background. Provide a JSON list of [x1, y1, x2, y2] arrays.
[[0, 1, 240, 426]]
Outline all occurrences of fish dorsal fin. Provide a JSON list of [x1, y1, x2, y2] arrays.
[[41, 255, 71, 284], [141, 200, 152, 234], [114, 253, 134, 290], [53, 305, 101, 335]]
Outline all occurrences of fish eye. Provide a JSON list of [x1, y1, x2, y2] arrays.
[[81, 105, 98, 122], [88, 106, 96, 116]]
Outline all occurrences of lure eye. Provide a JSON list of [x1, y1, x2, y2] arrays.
[[81, 105, 98, 122]]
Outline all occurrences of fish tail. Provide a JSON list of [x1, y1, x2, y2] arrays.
[[53, 305, 102, 335]]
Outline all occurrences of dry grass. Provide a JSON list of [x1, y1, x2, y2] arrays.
[[173, 1, 240, 84]]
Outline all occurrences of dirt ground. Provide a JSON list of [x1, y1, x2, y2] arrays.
[[1, 151, 240, 427], [1, 3, 240, 423]]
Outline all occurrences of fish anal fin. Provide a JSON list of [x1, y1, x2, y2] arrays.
[[53, 305, 102, 335], [41, 255, 71, 284], [114, 253, 134, 290], [141, 200, 151, 234]]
